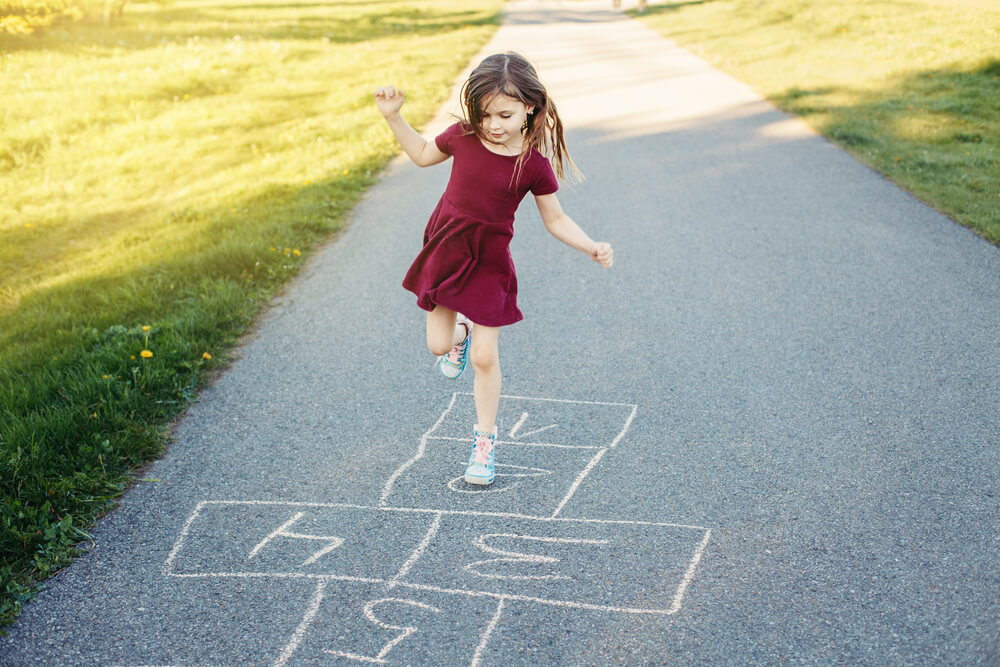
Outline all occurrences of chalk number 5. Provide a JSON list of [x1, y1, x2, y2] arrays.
[[325, 598, 442, 664]]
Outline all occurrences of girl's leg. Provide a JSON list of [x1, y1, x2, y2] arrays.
[[469, 324, 501, 432], [425, 305, 467, 356]]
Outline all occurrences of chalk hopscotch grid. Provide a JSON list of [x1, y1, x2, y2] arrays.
[[165, 501, 712, 598], [164, 393, 712, 666], [379, 392, 638, 517]]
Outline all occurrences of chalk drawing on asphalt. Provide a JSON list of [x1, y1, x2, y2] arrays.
[[163, 393, 712, 665]]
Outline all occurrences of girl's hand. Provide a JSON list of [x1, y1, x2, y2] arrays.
[[374, 85, 405, 118], [590, 242, 614, 268]]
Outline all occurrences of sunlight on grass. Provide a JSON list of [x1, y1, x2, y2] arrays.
[[0, 0, 502, 625], [636, 0, 1000, 243], [2, 1, 495, 323]]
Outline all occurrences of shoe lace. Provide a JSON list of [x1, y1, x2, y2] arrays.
[[444, 335, 467, 365], [472, 434, 493, 465]]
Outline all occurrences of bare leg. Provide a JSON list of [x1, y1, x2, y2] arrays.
[[469, 324, 501, 433], [425, 305, 468, 356]]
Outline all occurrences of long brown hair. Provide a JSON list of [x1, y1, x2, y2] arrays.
[[460, 52, 579, 182]]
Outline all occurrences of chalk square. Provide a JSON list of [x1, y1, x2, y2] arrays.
[[403, 514, 707, 613], [168, 502, 436, 579], [432, 393, 636, 449], [287, 582, 498, 665], [381, 435, 599, 514]]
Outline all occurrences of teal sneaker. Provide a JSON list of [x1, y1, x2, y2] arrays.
[[439, 316, 472, 380], [464, 425, 496, 485]]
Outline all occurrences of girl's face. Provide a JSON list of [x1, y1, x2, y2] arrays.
[[480, 94, 534, 148]]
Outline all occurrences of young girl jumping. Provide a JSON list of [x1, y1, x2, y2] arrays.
[[375, 52, 613, 486]]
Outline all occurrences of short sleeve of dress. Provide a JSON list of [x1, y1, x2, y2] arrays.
[[529, 153, 559, 196], [434, 122, 465, 155]]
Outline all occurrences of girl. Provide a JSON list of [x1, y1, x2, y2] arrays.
[[374, 52, 613, 486]]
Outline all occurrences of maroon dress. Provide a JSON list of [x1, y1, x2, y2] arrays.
[[402, 122, 559, 327]]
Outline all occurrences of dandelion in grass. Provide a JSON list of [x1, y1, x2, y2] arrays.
[[141, 350, 153, 359], [293, 249, 301, 256], [202, 352, 212, 360]]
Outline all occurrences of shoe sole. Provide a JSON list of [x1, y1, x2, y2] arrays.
[[464, 473, 494, 485]]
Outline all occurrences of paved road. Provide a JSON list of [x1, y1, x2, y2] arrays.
[[3, 1, 999, 664]]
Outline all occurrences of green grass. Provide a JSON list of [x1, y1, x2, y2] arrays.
[[0, 0, 502, 626], [635, 0, 1000, 244]]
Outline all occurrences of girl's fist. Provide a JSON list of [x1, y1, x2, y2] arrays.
[[590, 242, 614, 268], [374, 85, 405, 118]]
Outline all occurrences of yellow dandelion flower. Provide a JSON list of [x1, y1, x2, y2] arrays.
[[130, 355, 136, 360], [103, 374, 110, 379], [142, 325, 151, 332], [342, 169, 350, 175], [92, 412, 98, 419], [293, 249, 301, 256], [202, 352, 212, 360], [141, 350, 153, 359]]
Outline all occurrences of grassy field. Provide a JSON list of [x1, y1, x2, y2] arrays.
[[0, 0, 502, 625], [635, 0, 1000, 244]]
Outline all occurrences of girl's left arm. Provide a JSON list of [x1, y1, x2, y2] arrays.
[[535, 193, 614, 268]]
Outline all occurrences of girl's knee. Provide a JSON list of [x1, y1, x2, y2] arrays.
[[470, 345, 498, 371], [427, 338, 453, 357]]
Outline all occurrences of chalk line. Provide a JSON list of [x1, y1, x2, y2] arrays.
[[471, 598, 506, 667], [389, 512, 442, 589], [274, 579, 327, 667], [428, 435, 600, 450], [379, 393, 458, 506], [669, 528, 712, 614], [550, 448, 608, 518]]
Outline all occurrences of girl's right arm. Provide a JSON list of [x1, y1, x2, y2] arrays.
[[374, 86, 449, 167]]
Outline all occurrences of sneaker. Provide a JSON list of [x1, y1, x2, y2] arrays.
[[464, 425, 496, 485], [439, 316, 472, 380]]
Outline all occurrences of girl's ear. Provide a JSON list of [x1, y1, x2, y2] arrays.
[[527, 106, 535, 115]]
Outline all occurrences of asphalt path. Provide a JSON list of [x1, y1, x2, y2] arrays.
[[3, 1, 999, 664]]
